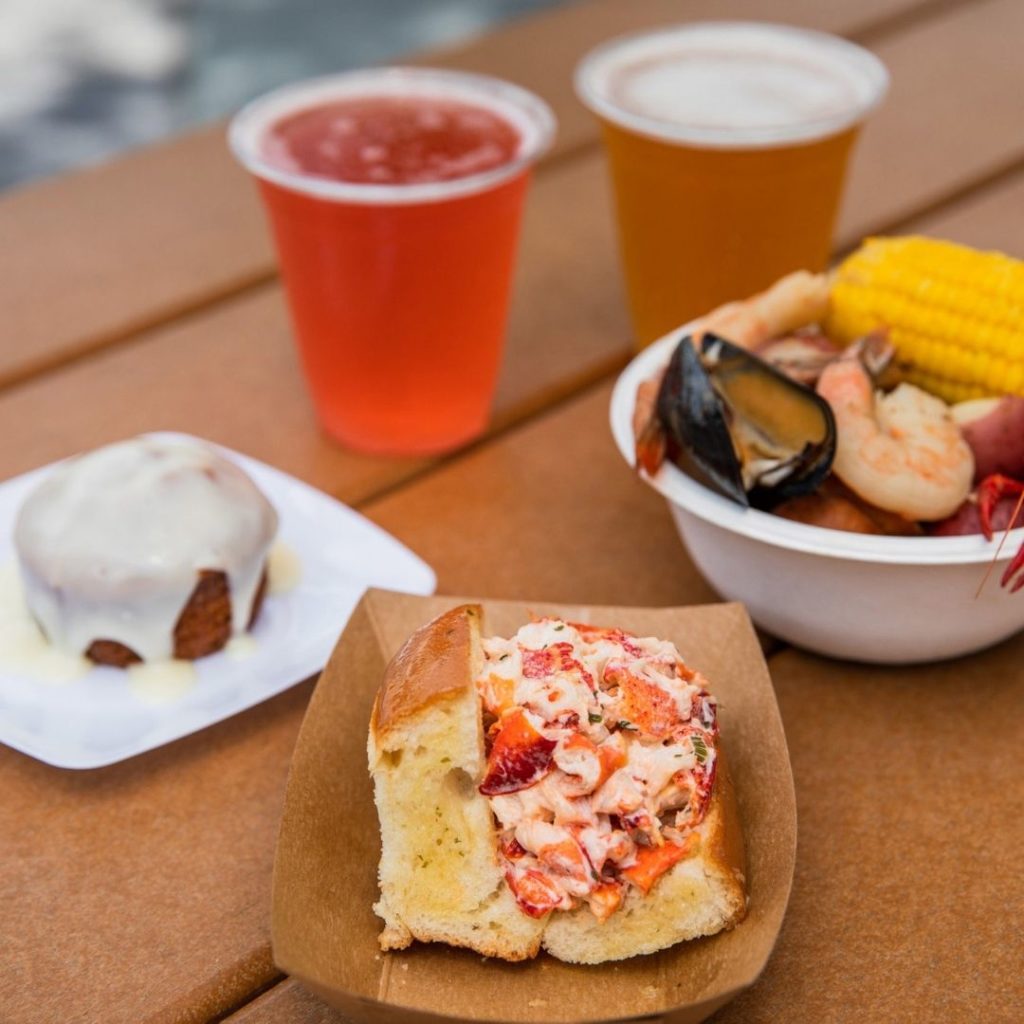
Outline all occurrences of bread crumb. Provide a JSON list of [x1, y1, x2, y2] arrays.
[[401, 963, 409, 971], [528, 1000, 548, 1008], [640, 986, 659, 1000]]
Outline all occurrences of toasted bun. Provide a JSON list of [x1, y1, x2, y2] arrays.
[[368, 606, 747, 963], [368, 605, 546, 960]]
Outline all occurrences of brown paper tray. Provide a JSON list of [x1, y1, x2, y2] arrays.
[[272, 590, 796, 1024]]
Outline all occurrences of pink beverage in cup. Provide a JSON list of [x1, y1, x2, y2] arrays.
[[230, 69, 555, 455]]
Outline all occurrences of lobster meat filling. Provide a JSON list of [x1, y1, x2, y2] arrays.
[[475, 618, 718, 921]]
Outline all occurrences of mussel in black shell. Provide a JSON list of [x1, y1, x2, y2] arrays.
[[655, 333, 836, 509]]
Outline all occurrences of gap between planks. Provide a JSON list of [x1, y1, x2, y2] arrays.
[[844, 0, 980, 46], [206, 972, 288, 1024]]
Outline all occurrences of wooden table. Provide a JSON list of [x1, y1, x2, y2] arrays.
[[2, 1, 1022, 1021]]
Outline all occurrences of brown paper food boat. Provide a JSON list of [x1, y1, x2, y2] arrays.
[[272, 589, 796, 1024]]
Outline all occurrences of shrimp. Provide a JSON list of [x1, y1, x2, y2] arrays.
[[694, 270, 832, 349], [816, 355, 974, 521]]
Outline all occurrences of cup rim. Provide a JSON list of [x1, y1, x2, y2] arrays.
[[228, 66, 557, 205], [575, 21, 889, 150]]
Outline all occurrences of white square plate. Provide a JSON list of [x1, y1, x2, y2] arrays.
[[0, 433, 436, 769]]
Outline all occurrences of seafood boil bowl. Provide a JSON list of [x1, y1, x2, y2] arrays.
[[610, 329, 1024, 664]]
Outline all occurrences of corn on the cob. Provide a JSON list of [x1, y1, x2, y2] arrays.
[[826, 236, 1024, 404]]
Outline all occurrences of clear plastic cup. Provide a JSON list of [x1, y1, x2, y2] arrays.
[[230, 68, 555, 455], [576, 22, 888, 348]]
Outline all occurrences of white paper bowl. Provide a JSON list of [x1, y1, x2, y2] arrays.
[[610, 329, 1024, 664]]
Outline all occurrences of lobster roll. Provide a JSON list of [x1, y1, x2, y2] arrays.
[[367, 604, 747, 963]]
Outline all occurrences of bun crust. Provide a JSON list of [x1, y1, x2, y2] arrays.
[[368, 607, 747, 964], [369, 605, 545, 960], [372, 604, 482, 738]]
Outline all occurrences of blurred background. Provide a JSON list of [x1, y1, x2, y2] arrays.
[[0, 0, 566, 191]]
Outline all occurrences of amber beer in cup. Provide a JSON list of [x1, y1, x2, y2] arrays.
[[230, 69, 554, 455], [576, 23, 888, 348]]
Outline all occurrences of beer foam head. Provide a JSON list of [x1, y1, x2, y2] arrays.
[[576, 22, 888, 148]]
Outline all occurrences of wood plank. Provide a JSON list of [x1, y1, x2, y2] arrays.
[[899, 169, 1024, 252], [718, 639, 1024, 1022], [837, 0, 1024, 242], [225, 632, 1024, 1024], [0, 123, 272, 389], [361, 376, 781, 642], [362, 381, 721, 609], [0, 153, 629, 495], [0, 681, 310, 1024], [0, 0, 952, 390]]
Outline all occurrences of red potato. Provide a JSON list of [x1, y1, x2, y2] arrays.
[[952, 396, 1024, 483], [929, 494, 1023, 536]]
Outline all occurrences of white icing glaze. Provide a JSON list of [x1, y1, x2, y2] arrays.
[[267, 540, 302, 595], [224, 634, 259, 660], [0, 563, 90, 683], [127, 659, 197, 702], [14, 437, 278, 662]]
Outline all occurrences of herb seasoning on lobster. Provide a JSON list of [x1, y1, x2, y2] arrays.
[[476, 617, 720, 922]]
